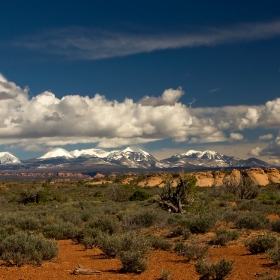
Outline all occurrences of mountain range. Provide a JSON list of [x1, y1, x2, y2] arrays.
[[0, 147, 274, 171]]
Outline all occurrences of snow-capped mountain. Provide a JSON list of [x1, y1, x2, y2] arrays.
[[38, 148, 74, 159], [171, 150, 225, 160], [0, 152, 21, 164], [163, 150, 271, 168], [0, 147, 274, 171], [107, 147, 167, 168], [70, 148, 111, 158]]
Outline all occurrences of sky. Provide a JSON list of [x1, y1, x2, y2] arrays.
[[1, 0, 280, 163]]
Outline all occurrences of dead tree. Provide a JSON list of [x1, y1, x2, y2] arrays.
[[157, 173, 197, 213]]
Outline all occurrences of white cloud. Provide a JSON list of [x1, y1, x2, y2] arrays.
[[248, 147, 261, 157], [249, 132, 280, 158], [259, 134, 273, 140], [2, 75, 280, 151], [9, 19, 280, 60], [230, 133, 244, 140], [209, 87, 221, 93], [258, 135, 280, 157], [138, 87, 184, 106]]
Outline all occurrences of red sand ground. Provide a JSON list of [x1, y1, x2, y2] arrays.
[[0, 239, 279, 280]]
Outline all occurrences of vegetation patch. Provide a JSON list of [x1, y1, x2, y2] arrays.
[[0, 232, 59, 266]]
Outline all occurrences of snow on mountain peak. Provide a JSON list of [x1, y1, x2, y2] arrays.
[[172, 150, 224, 160], [0, 152, 21, 164], [122, 147, 149, 156], [70, 148, 110, 158], [39, 148, 74, 159]]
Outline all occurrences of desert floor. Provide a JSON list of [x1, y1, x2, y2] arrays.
[[0, 239, 279, 280]]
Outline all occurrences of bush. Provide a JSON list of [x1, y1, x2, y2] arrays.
[[195, 259, 234, 280], [244, 235, 277, 254], [187, 214, 217, 234], [235, 213, 270, 230], [106, 184, 132, 202], [76, 227, 101, 249], [118, 250, 148, 273], [43, 222, 79, 239], [147, 235, 172, 251], [167, 226, 191, 239], [235, 200, 261, 211], [96, 233, 121, 257], [0, 232, 59, 266], [121, 210, 159, 230], [271, 219, 280, 233], [116, 232, 150, 273], [0, 226, 16, 243], [129, 190, 151, 201], [267, 240, 280, 264], [92, 231, 151, 272], [210, 230, 239, 246], [18, 186, 58, 204], [160, 268, 172, 280], [174, 242, 209, 261], [87, 216, 120, 235], [12, 215, 42, 231]]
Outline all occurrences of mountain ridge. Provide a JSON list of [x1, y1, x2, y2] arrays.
[[0, 147, 275, 170]]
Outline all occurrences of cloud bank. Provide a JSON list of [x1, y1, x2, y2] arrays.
[[9, 19, 280, 60], [1, 74, 280, 154]]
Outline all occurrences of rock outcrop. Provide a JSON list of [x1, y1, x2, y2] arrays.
[[194, 168, 280, 187]]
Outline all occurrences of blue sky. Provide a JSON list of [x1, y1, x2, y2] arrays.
[[1, 0, 280, 163]]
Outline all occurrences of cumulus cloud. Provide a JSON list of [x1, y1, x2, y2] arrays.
[[138, 87, 184, 106], [230, 133, 244, 140], [248, 147, 262, 157], [8, 19, 280, 60], [2, 75, 280, 151], [257, 135, 280, 157], [259, 134, 273, 140], [249, 132, 280, 158]]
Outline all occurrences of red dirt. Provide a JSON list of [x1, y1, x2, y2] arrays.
[[0, 239, 278, 280]]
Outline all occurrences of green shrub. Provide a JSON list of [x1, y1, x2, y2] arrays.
[[267, 240, 280, 264], [0, 232, 59, 266], [245, 235, 277, 254], [160, 268, 172, 280], [96, 233, 121, 257], [121, 210, 158, 230], [174, 242, 209, 261], [43, 222, 79, 239], [18, 186, 59, 204], [106, 184, 132, 202], [271, 219, 280, 233], [222, 210, 239, 223], [59, 211, 83, 226], [147, 235, 172, 251], [118, 250, 148, 273], [76, 227, 101, 249], [129, 190, 151, 201], [195, 259, 234, 280], [235, 200, 261, 211], [235, 213, 270, 230], [12, 215, 42, 231], [97, 232, 151, 273], [187, 214, 217, 234], [87, 216, 120, 234], [167, 226, 191, 239], [117, 232, 150, 273], [0, 226, 16, 243], [210, 230, 239, 246]]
